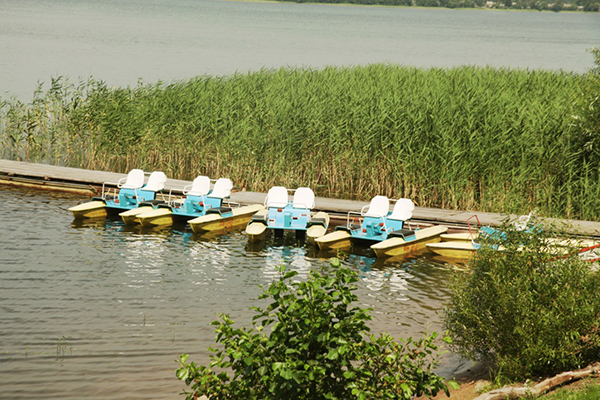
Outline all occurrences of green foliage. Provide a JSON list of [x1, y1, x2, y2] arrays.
[[2, 65, 598, 220], [443, 218, 600, 379], [567, 48, 600, 221], [176, 260, 456, 399]]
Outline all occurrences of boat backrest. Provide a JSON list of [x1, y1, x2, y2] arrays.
[[208, 178, 233, 199], [144, 171, 167, 192], [119, 169, 145, 189], [514, 211, 534, 231], [185, 175, 211, 196], [292, 187, 315, 209], [388, 198, 415, 221], [265, 186, 289, 208], [363, 195, 389, 218]]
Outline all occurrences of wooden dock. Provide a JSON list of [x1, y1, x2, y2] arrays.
[[2, 159, 600, 236]]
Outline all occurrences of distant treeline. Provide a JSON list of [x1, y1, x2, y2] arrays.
[[280, 0, 600, 11], [1, 61, 599, 220]]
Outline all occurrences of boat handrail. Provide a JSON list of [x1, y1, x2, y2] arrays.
[[291, 203, 313, 223], [134, 187, 142, 205], [348, 210, 388, 233], [167, 189, 189, 207], [101, 182, 119, 198], [156, 191, 168, 202], [223, 199, 240, 208], [467, 215, 481, 240], [347, 211, 363, 229]]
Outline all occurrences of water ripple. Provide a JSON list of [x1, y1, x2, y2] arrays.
[[0, 186, 465, 397]]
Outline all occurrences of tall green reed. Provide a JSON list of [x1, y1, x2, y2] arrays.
[[0, 64, 596, 220]]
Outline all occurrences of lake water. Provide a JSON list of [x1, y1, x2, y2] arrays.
[[0, 0, 599, 100], [0, 186, 468, 399]]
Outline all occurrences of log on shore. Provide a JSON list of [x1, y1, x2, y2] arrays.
[[473, 363, 600, 400]]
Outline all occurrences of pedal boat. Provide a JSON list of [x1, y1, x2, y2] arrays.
[[135, 176, 238, 227], [427, 236, 599, 260], [426, 240, 481, 259], [427, 214, 598, 260], [244, 186, 330, 244], [544, 237, 600, 262], [440, 232, 479, 242], [426, 214, 489, 259], [188, 203, 263, 234], [371, 225, 448, 258], [316, 196, 446, 257], [69, 169, 167, 220], [577, 242, 600, 263]]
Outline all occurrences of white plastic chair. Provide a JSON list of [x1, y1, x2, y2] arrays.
[[118, 169, 145, 189], [265, 186, 289, 208], [362, 195, 389, 218], [208, 178, 233, 199], [293, 187, 315, 209], [184, 176, 211, 196], [144, 171, 167, 192], [388, 198, 415, 221]]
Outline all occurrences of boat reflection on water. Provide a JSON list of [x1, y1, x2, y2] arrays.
[[62, 208, 465, 383]]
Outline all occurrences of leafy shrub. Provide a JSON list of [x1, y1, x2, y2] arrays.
[[443, 219, 600, 379], [176, 259, 457, 399]]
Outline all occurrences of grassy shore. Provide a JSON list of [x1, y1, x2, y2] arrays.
[[1, 64, 598, 220]]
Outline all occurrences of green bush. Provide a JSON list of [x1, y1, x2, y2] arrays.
[[176, 259, 457, 399], [443, 219, 600, 379]]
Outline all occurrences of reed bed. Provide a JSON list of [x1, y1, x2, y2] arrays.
[[1, 65, 597, 220]]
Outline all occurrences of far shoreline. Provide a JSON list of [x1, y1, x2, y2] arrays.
[[225, 0, 597, 13]]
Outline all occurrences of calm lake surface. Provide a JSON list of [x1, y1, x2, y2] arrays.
[[1, 0, 599, 100], [0, 186, 467, 399]]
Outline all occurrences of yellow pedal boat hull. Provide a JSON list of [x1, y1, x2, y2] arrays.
[[371, 225, 448, 258], [245, 209, 268, 242], [246, 222, 268, 242], [315, 230, 352, 251], [306, 211, 330, 245], [69, 201, 107, 219], [119, 206, 154, 225], [426, 240, 478, 259], [189, 204, 263, 234], [136, 208, 174, 227], [440, 232, 478, 242]]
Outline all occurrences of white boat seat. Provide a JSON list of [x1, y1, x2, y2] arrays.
[[362, 195, 389, 218], [292, 187, 315, 209], [184, 176, 211, 196], [144, 171, 167, 192], [208, 178, 233, 199], [265, 186, 289, 208], [388, 198, 415, 221], [118, 169, 145, 189], [514, 211, 534, 231]]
